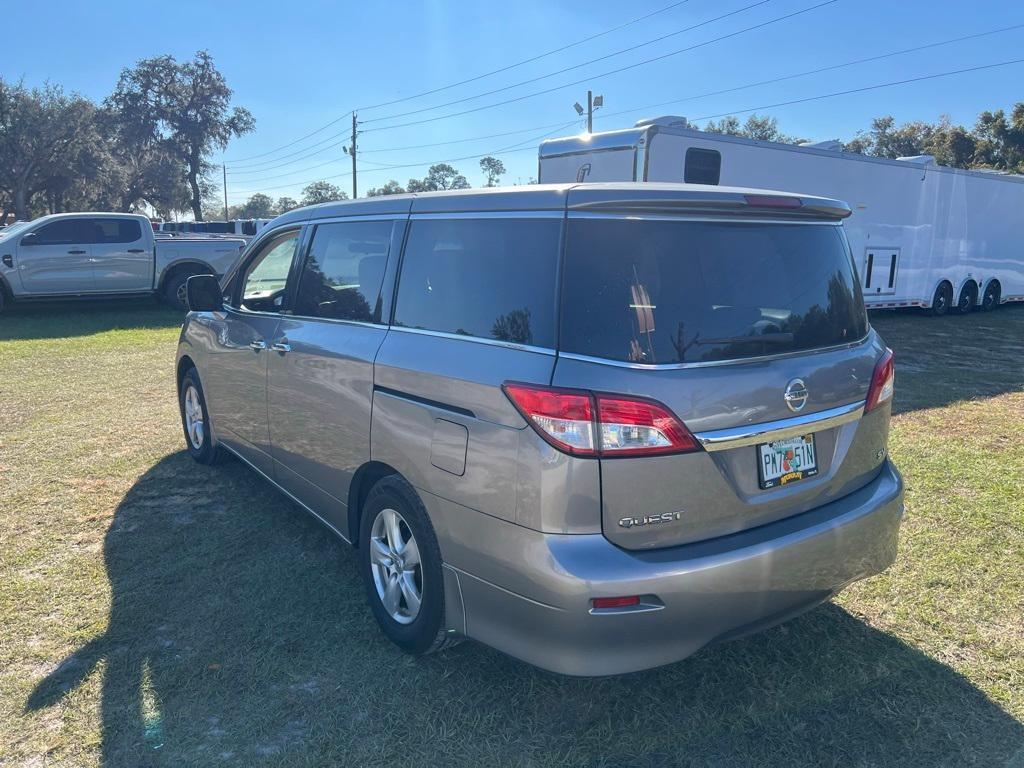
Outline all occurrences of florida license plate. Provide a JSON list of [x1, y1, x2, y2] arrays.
[[757, 434, 818, 489]]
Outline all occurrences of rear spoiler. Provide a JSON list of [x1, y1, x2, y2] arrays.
[[566, 187, 851, 220]]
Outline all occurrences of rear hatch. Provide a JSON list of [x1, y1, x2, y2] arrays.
[[551, 202, 890, 549]]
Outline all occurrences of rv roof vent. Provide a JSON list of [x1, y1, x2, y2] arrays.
[[895, 155, 936, 166], [798, 140, 843, 151], [634, 115, 690, 129]]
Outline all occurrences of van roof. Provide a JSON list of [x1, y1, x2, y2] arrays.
[[270, 182, 850, 228]]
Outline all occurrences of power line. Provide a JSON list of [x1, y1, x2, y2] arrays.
[[222, 0, 692, 163], [356, 0, 693, 111], [359, 0, 772, 125], [361, 0, 841, 134]]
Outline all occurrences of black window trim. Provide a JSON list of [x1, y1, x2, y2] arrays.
[[228, 224, 306, 315]]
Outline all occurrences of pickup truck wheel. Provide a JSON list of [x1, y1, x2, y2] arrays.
[[163, 267, 205, 310], [179, 368, 223, 465], [359, 475, 455, 656]]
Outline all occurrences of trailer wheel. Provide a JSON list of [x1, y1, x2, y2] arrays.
[[981, 281, 1000, 312], [956, 282, 978, 315], [930, 282, 953, 316]]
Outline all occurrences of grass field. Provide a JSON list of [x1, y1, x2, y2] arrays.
[[1, 300, 1022, 767]]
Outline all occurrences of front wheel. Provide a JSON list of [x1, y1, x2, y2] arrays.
[[359, 475, 454, 655], [178, 368, 222, 465], [163, 267, 205, 310]]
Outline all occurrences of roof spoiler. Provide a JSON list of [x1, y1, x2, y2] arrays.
[[567, 188, 851, 220]]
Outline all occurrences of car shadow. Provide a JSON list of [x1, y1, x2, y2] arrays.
[[25, 452, 1024, 767], [0, 299, 182, 341], [870, 303, 1024, 416]]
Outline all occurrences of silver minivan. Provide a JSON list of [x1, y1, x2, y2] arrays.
[[176, 183, 903, 676]]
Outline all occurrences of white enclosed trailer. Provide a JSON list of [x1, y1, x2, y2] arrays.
[[539, 118, 1024, 314]]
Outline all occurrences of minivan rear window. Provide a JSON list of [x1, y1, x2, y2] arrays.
[[561, 218, 867, 364], [394, 217, 560, 347]]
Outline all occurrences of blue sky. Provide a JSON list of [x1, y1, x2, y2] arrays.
[[2, 0, 1022, 209]]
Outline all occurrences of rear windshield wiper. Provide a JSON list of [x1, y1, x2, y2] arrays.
[[696, 332, 794, 345]]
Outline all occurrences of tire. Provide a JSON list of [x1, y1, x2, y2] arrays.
[[981, 282, 1000, 312], [956, 282, 978, 315], [0, 285, 6, 314], [178, 367, 223, 465], [358, 475, 455, 655], [163, 267, 205, 310], [930, 282, 953, 317]]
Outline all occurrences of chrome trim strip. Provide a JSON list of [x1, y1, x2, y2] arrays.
[[219, 444, 352, 544], [694, 401, 865, 452], [557, 334, 872, 370], [409, 210, 565, 220], [388, 325, 556, 355]]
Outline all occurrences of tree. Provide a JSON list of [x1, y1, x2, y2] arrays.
[[407, 163, 470, 192], [973, 104, 1024, 172], [704, 114, 805, 144], [301, 180, 347, 206], [479, 156, 506, 187], [366, 180, 406, 197], [238, 192, 276, 218], [275, 196, 299, 213], [113, 51, 254, 220]]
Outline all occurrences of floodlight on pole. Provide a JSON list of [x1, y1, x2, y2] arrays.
[[573, 102, 585, 116]]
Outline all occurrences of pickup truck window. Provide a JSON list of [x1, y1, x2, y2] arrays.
[[89, 218, 143, 244], [31, 219, 92, 246]]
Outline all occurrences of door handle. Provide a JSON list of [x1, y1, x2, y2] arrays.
[[1, 254, 12, 268], [68, 249, 87, 255], [270, 341, 291, 353], [249, 340, 268, 351], [127, 248, 146, 253]]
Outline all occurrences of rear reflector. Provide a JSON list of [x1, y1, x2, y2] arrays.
[[744, 194, 802, 209], [592, 595, 641, 609], [865, 348, 895, 413], [503, 382, 700, 458]]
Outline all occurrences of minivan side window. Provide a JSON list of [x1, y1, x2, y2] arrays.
[[684, 148, 721, 185], [30, 219, 91, 246], [239, 230, 300, 312], [393, 217, 560, 348], [293, 220, 393, 322]]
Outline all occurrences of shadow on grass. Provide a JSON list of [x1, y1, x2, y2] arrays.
[[870, 304, 1024, 416], [26, 453, 1024, 767], [0, 299, 182, 341]]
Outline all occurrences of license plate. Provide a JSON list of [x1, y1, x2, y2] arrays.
[[757, 434, 818, 489]]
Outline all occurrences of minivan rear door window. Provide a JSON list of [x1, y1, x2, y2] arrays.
[[560, 218, 867, 364], [394, 217, 560, 348]]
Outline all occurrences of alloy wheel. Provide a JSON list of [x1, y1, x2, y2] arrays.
[[369, 507, 423, 625], [184, 385, 205, 449]]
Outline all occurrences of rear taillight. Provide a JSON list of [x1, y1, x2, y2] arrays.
[[865, 348, 894, 413], [503, 383, 700, 458]]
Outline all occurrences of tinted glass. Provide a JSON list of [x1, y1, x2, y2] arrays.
[[561, 219, 867, 364], [90, 219, 143, 244], [394, 218, 559, 347], [294, 221, 393, 322], [684, 148, 721, 185], [240, 231, 299, 312], [32, 219, 90, 245]]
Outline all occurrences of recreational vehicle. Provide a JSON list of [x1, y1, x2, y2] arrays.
[[539, 118, 1024, 315]]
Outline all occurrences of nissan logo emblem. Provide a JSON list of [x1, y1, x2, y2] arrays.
[[784, 378, 809, 413]]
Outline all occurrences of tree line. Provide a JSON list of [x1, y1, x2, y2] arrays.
[[0, 51, 252, 222]]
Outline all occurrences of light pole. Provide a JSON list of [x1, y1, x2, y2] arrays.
[[573, 91, 603, 133]]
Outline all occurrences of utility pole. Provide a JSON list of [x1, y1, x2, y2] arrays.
[[222, 164, 229, 221], [587, 90, 593, 134], [343, 112, 358, 199]]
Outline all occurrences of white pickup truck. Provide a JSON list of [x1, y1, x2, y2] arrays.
[[0, 212, 246, 312]]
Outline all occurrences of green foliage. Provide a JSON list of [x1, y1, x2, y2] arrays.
[[366, 180, 406, 197], [300, 180, 348, 206], [275, 196, 299, 213], [407, 163, 470, 192], [479, 156, 506, 187]]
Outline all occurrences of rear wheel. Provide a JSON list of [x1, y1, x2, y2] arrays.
[[981, 281, 1000, 312], [359, 475, 454, 655], [178, 368, 222, 465], [163, 266, 206, 310], [930, 282, 953, 316], [956, 282, 978, 315]]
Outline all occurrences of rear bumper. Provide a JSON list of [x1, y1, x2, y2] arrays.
[[446, 459, 904, 676]]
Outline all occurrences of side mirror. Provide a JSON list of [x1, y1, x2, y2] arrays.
[[20, 232, 38, 246], [185, 274, 224, 313]]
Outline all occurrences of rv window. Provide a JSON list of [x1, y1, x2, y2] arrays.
[[684, 148, 721, 185]]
